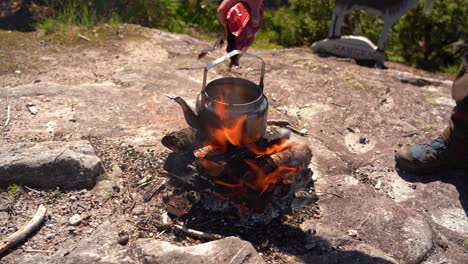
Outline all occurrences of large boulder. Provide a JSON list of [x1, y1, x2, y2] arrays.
[[0, 141, 104, 189]]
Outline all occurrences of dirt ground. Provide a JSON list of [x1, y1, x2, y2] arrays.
[[0, 25, 467, 263]]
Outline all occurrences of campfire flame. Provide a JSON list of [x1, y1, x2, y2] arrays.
[[199, 95, 297, 195]]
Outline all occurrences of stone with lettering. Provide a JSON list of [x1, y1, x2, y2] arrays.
[[311, 36, 385, 63], [313, 0, 435, 64]]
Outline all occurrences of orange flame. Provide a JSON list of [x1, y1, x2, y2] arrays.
[[199, 94, 298, 197]]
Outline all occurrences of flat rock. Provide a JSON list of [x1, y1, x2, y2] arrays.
[[0, 141, 104, 189], [300, 222, 397, 264], [310, 176, 434, 263], [14, 221, 264, 264], [134, 237, 264, 264]]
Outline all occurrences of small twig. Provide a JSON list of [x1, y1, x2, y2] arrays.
[[176, 67, 204, 70], [63, 245, 77, 256], [402, 131, 420, 138], [143, 179, 167, 202], [138, 144, 158, 148], [24, 249, 54, 254], [4, 104, 10, 127], [315, 191, 343, 198], [137, 179, 157, 189], [0, 204, 47, 255], [330, 102, 347, 108], [267, 120, 308, 136], [24, 186, 41, 194], [174, 224, 223, 241], [155, 229, 167, 238], [77, 33, 91, 42], [126, 220, 165, 232], [164, 94, 176, 100], [356, 213, 374, 230], [286, 125, 308, 136]]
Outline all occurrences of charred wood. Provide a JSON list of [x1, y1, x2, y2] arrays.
[[161, 128, 204, 153]]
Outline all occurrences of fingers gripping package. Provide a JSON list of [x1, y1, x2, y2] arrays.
[[226, 2, 264, 66]]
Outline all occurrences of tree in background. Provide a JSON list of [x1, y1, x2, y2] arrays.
[[22, 0, 468, 73]]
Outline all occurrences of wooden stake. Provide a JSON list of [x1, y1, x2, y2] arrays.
[[0, 204, 47, 255]]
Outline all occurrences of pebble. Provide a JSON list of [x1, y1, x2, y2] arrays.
[[27, 105, 39, 115], [347, 229, 358, 237], [69, 196, 78, 202], [375, 180, 382, 190], [69, 214, 82, 226]]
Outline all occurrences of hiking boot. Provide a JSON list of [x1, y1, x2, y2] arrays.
[[396, 53, 468, 174], [396, 136, 449, 174], [395, 127, 468, 174]]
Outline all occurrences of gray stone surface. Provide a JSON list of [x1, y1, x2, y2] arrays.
[[300, 222, 398, 264], [14, 221, 264, 264], [310, 175, 434, 264], [133, 237, 265, 264], [0, 141, 104, 189]]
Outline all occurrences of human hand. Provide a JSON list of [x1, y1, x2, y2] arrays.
[[217, 0, 264, 27]]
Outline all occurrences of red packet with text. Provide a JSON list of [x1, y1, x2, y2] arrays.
[[226, 2, 264, 66]]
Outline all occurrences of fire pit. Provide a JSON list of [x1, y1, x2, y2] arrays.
[[161, 51, 314, 225]]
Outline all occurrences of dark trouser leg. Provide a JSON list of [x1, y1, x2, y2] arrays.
[[443, 51, 468, 145], [395, 52, 468, 173]]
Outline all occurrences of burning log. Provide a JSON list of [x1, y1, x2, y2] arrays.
[[202, 143, 311, 178], [202, 143, 312, 195], [261, 143, 312, 172], [161, 128, 204, 153], [162, 126, 291, 154]]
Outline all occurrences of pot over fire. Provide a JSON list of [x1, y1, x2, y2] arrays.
[[174, 50, 268, 146]]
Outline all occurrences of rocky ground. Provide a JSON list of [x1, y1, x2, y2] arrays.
[[1, 25, 467, 263]]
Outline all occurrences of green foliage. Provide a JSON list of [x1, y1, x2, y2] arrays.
[[46, 187, 63, 200], [259, 0, 467, 72], [36, 0, 220, 34], [261, 0, 334, 46], [7, 184, 23, 199], [394, 0, 468, 71], [34, 0, 467, 73]]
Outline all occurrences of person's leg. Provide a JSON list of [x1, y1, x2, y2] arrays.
[[395, 52, 468, 174]]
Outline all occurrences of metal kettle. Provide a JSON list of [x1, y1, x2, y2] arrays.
[[174, 50, 268, 145]]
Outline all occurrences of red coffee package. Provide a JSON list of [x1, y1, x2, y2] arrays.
[[226, 2, 264, 66]]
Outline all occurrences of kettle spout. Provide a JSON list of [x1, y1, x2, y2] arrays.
[[174, 97, 200, 129]]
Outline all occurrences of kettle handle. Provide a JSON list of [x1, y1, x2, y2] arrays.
[[202, 50, 266, 92]]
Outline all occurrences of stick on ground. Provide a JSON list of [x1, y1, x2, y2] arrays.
[[0, 204, 47, 255], [4, 104, 10, 127], [174, 224, 223, 241]]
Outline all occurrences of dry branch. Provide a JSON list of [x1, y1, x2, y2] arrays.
[[0, 204, 47, 255], [174, 224, 223, 240]]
